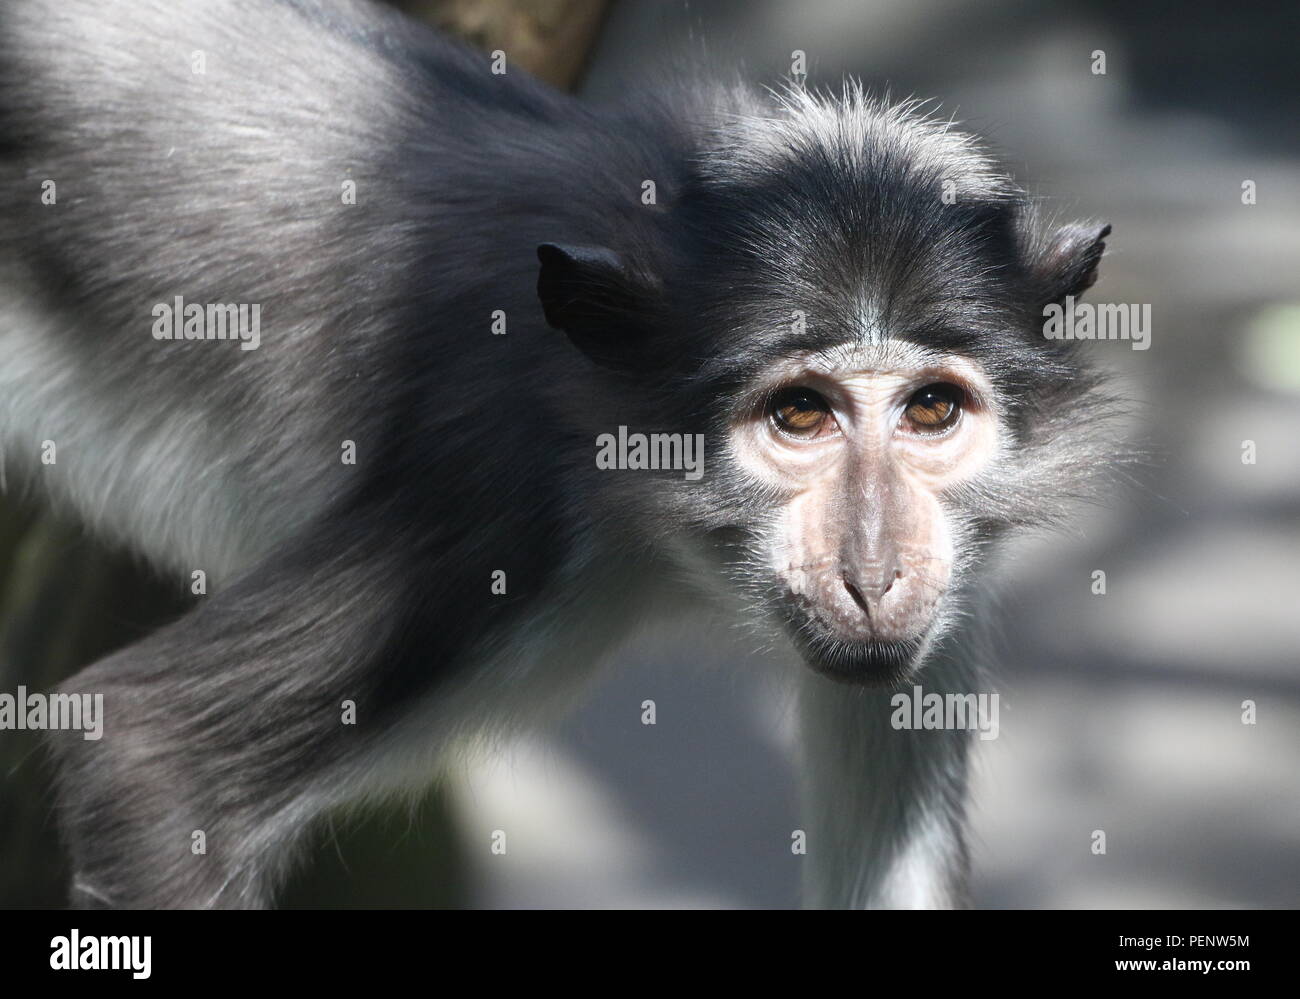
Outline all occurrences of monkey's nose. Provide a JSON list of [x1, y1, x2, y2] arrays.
[[842, 568, 901, 617]]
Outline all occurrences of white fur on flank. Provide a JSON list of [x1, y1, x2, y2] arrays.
[[0, 272, 325, 581]]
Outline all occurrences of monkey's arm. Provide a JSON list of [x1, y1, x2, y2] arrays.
[[797, 654, 975, 909], [45, 518, 439, 909]]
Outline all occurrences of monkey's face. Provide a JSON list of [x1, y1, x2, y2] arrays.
[[534, 97, 1113, 688], [727, 341, 999, 685]]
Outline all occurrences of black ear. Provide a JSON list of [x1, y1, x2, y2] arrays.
[[1035, 222, 1111, 305], [536, 243, 655, 367]]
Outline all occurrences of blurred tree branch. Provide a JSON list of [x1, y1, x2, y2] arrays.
[[391, 0, 608, 89]]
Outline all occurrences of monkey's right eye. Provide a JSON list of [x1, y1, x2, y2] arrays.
[[770, 387, 834, 438]]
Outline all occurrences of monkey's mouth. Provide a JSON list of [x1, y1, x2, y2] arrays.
[[774, 589, 935, 686], [791, 631, 927, 686]]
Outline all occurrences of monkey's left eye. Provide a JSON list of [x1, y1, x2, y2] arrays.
[[903, 383, 964, 433], [770, 387, 834, 438]]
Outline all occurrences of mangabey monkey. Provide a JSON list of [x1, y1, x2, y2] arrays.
[[0, 0, 1114, 909]]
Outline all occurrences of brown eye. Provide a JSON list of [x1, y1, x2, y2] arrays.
[[904, 383, 963, 433], [770, 386, 832, 437]]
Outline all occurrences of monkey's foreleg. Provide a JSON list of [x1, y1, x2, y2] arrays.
[[45, 531, 421, 909], [796, 653, 976, 909]]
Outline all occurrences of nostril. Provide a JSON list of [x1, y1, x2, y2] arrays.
[[844, 579, 870, 616], [882, 569, 902, 596]]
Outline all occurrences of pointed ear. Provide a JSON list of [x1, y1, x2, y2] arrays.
[[1033, 222, 1111, 305], [536, 243, 656, 367]]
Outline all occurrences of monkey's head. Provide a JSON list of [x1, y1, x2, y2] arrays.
[[538, 86, 1115, 686]]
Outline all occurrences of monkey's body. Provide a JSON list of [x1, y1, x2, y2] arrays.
[[1, 0, 672, 583], [0, 0, 1113, 908]]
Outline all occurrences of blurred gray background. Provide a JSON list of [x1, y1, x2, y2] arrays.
[[452, 0, 1300, 908]]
